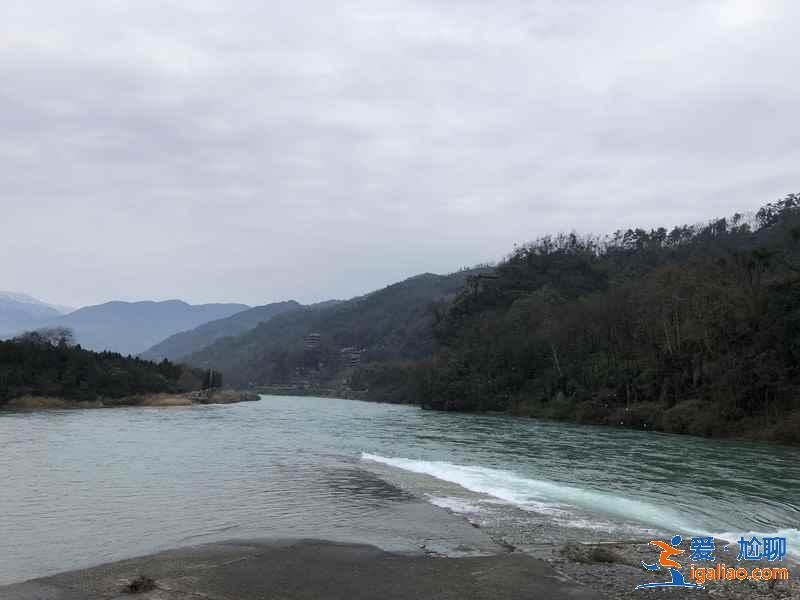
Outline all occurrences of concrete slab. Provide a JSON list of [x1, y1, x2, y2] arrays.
[[0, 539, 600, 600]]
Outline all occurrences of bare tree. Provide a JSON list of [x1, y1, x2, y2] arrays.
[[15, 327, 75, 347]]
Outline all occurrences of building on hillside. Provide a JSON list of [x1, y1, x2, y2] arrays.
[[340, 347, 362, 368], [304, 333, 321, 350]]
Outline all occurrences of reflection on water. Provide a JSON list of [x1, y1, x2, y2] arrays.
[[1, 395, 798, 584]]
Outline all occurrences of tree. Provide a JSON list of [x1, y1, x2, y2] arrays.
[[14, 327, 75, 347]]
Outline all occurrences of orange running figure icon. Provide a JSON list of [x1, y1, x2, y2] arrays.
[[635, 534, 704, 589], [649, 539, 683, 568]]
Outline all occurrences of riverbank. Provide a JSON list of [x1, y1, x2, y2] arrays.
[[502, 396, 800, 446], [3, 537, 795, 600], [0, 538, 599, 600], [547, 538, 798, 600], [3, 389, 260, 409], [255, 384, 369, 401], [257, 385, 800, 446]]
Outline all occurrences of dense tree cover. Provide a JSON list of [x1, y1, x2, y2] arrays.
[[356, 195, 800, 443], [0, 332, 204, 404], [186, 271, 485, 386]]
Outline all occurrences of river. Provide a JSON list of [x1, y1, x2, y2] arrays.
[[1, 395, 797, 584]]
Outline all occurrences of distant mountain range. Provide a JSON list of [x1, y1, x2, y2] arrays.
[[0, 291, 72, 315], [2, 268, 483, 373], [0, 291, 70, 339], [0, 294, 249, 356], [53, 300, 251, 356]]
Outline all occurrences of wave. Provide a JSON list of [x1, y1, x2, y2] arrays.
[[426, 496, 483, 514], [361, 453, 800, 558], [362, 452, 693, 530]]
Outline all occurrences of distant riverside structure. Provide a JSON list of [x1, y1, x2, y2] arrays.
[[304, 333, 321, 350], [340, 347, 362, 368]]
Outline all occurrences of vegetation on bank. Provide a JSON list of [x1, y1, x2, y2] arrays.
[[353, 195, 800, 444], [0, 328, 207, 406], [168, 193, 800, 443]]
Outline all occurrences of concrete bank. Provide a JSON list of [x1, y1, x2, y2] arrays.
[[0, 538, 599, 600]]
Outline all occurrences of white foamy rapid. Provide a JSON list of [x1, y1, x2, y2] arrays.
[[426, 496, 483, 514], [361, 453, 800, 558], [362, 453, 693, 531]]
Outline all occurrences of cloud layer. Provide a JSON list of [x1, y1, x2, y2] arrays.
[[2, 0, 798, 306]]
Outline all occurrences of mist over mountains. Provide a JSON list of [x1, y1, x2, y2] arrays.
[[0, 292, 72, 316], [57, 300, 252, 356], [0, 297, 249, 356], [0, 292, 70, 339]]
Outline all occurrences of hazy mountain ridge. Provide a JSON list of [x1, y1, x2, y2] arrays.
[[1, 298, 250, 356], [140, 300, 303, 361], [52, 300, 250, 355], [0, 292, 70, 339], [0, 291, 72, 315]]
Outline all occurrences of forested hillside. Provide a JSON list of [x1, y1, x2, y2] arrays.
[[185, 271, 484, 386], [141, 300, 302, 361], [0, 331, 203, 405], [355, 195, 800, 443]]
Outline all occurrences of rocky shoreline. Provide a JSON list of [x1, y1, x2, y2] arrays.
[[545, 538, 798, 600], [0, 538, 600, 600], [3, 537, 795, 599], [0, 469, 796, 599], [3, 389, 260, 409]]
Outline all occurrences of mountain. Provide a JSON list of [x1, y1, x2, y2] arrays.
[[358, 194, 800, 443], [47, 300, 250, 356], [0, 291, 71, 315], [140, 300, 303, 361], [0, 292, 70, 339], [183, 270, 486, 386]]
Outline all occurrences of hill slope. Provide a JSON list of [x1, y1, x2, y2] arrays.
[[140, 300, 302, 361], [358, 194, 800, 443], [184, 271, 484, 385]]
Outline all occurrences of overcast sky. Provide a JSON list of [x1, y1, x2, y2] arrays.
[[2, 0, 798, 308]]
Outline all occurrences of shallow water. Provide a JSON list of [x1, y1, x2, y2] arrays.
[[1, 395, 798, 584]]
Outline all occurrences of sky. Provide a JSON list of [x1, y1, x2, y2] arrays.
[[1, 0, 798, 308]]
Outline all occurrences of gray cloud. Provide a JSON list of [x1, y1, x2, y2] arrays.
[[1, 0, 798, 307]]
